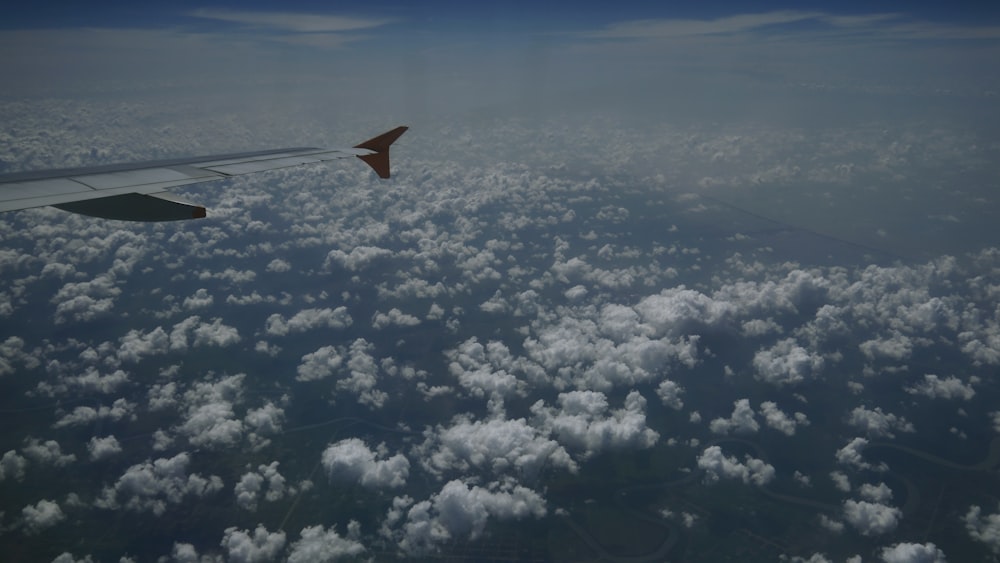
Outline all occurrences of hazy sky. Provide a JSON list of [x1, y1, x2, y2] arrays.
[[3, 2, 999, 107]]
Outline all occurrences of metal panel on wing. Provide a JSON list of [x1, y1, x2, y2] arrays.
[[71, 167, 217, 190], [204, 153, 351, 176], [0, 178, 91, 202]]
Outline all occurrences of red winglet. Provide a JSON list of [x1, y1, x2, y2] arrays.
[[354, 126, 408, 179]]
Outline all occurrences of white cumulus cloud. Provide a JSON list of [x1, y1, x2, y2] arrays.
[[392, 479, 546, 555], [697, 445, 775, 486], [322, 438, 409, 489], [87, 435, 122, 461], [22, 499, 65, 534], [709, 398, 760, 435], [418, 415, 576, 479], [220, 524, 286, 563], [879, 542, 946, 563], [531, 390, 659, 458], [846, 406, 914, 438], [843, 499, 901, 536], [266, 307, 352, 336], [287, 524, 366, 563], [964, 503, 1000, 554], [752, 338, 824, 386], [905, 374, 975, 400], [94, 452, 223, 516]]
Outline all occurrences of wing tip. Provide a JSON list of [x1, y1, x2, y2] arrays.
[[354, 126, 408, 179], [354, 126, 408, 153]]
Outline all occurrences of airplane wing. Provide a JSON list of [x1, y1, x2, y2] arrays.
[[0, 126, 407, 221]]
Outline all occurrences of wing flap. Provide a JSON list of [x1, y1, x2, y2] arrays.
[[54, 192, 206, 221]]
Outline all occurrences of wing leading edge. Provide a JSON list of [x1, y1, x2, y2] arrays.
[[0, 126, 408, 221]]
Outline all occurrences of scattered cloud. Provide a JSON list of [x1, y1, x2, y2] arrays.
[[846, 406, 915, 439], [697, 446, 775, 486], [835, 437, 886, 472], [0, 449, 27, 481], [759, 401, 809, 436], [87, 435, 122, 461], [234, 462, 289, 511], [906, 374, 975, 401], [388, 480, 546, 555], [176, 374, 247, 450], [266, 307, 352, 336], [322, 438, 410, 489], [22, 438, 76, 467], [220, 524, 286, 563], [95, 453, 223, 516], [879, 542, 946, 563], [21, 499, 65, 534], [297, 345, 343, 382], [287, 524, 366, 563], [372, 307, 421, 329], [709, 398, 760, 435], [964, 503, 1000, 554], [858, 482, 893, 504], [531, 390, 659, 458], [843, 500, 901, 536], [417, 415, 576, 479], [753, 338, 824, 386]]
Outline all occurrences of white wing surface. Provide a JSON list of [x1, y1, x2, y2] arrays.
[[0, 126, 407, 221]]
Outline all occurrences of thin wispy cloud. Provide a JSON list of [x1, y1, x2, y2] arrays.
[[584, 10, 1000, 41], [189, 8, 393, 34], [585, 11, 828, 40]]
